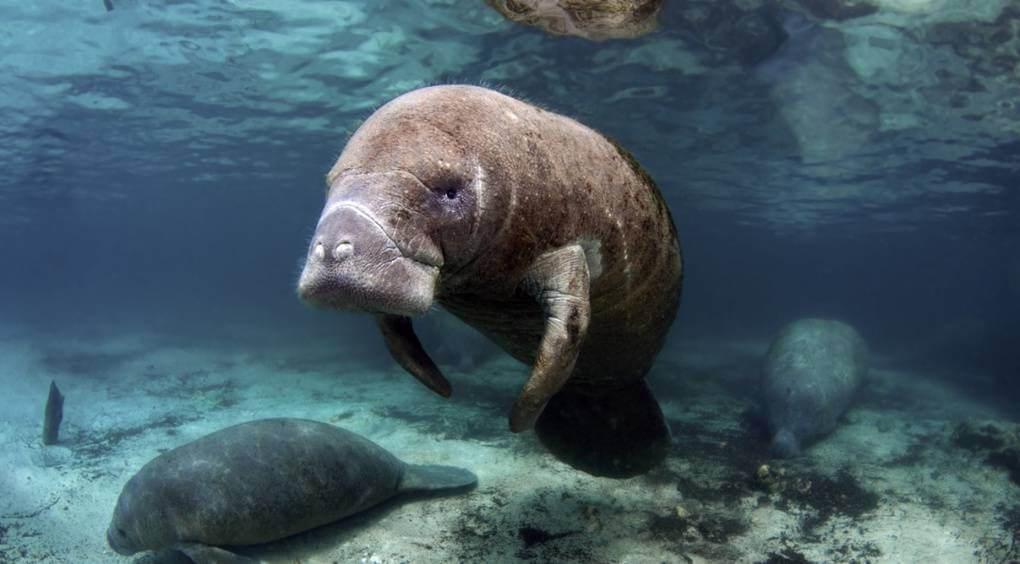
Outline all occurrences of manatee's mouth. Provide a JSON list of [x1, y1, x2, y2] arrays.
[[298, 202, 441, 316], [298, 259, 439, 316], [106, 525, 134, 556]]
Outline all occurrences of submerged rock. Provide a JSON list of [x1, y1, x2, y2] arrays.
[[761, 318, 868, 457], [485, 0, 663, 40]]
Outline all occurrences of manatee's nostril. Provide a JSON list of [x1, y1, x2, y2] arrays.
[[333, 241, 354, 261], [314, 243, 325, 261]]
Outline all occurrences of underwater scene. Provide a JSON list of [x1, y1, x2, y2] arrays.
[[1, 0, 1019, 562]]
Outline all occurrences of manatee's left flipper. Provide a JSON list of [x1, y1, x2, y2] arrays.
[[177, 543, 260, 564], [510, 244, 591, 432], [377, 314, 452, 397]]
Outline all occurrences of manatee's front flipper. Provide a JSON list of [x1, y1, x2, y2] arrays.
[[399, 464, 478, 494], [177, 543, 260, 564], [534, 380, 671, 478], [378, 314, 452, 397], [510, 244, 591, 432]]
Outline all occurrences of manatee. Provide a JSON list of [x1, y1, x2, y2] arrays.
[[485, 0, 664, 40], [297, 85, 683, 478], [107, 418, 476, 562], [762, 318, 868, 458]]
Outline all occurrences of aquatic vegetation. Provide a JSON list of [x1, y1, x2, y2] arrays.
[[954, 421, 1020, 487]]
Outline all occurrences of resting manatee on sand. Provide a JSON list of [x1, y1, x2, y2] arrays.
[[298, 85, 683, 478], [762, 318, 869, 458], [107, 418, 476, 562]]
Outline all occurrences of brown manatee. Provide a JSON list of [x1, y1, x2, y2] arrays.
[[107, 418, 476, 562], [298, 85, 682, 478]]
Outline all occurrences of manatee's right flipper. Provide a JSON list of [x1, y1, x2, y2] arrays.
[[534, 380, 671, 478], [176, 543, 260, 564], [510, 244, 591, 432], [399, 464, 478, 494], [377, 314, 452, 397]]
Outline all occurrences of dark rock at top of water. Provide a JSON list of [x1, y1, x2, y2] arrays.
[[485, 0, 664, 41]]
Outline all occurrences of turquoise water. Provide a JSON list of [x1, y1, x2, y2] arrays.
[[0, 1, 1018, 562]]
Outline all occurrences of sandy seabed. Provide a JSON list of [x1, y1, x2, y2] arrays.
[[0, 322, 1017, 564]]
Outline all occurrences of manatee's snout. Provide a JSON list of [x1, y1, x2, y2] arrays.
[[298, 203, 439, 316], [305, 208, 365, 269], [106, 523, 134, 556]]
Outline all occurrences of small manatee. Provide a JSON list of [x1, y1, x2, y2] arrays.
[[107, 418, 476, 562], [762, 318, 868, 458]]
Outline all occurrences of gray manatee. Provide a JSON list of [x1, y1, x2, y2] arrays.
[[762, 318, 868, 458], [107, 418, 476, 563]]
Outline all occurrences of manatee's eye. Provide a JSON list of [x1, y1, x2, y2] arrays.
[[436, 176, 465, 201], [117, 528, 127, 537]]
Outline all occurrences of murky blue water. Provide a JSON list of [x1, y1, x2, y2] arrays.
[[1, 1, 1018, 562]]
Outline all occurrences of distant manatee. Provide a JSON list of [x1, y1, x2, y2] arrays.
[[762, 319, 868, 457], [107, 418, 476, 562]]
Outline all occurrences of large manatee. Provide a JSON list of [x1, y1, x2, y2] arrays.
[[762, 318, 868, 457], [297, 85, 683, 477], [107, 418, 476, 562]]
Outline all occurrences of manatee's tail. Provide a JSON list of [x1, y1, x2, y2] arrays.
[[399, 464, 477, 494], [534, 380, 671, 478], [770, 428, 801, 458]]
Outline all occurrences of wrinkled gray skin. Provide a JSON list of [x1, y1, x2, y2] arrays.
[[107, 418, 475, 562], [297, 85, 682, 478], [762, 318, 869, 458]]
